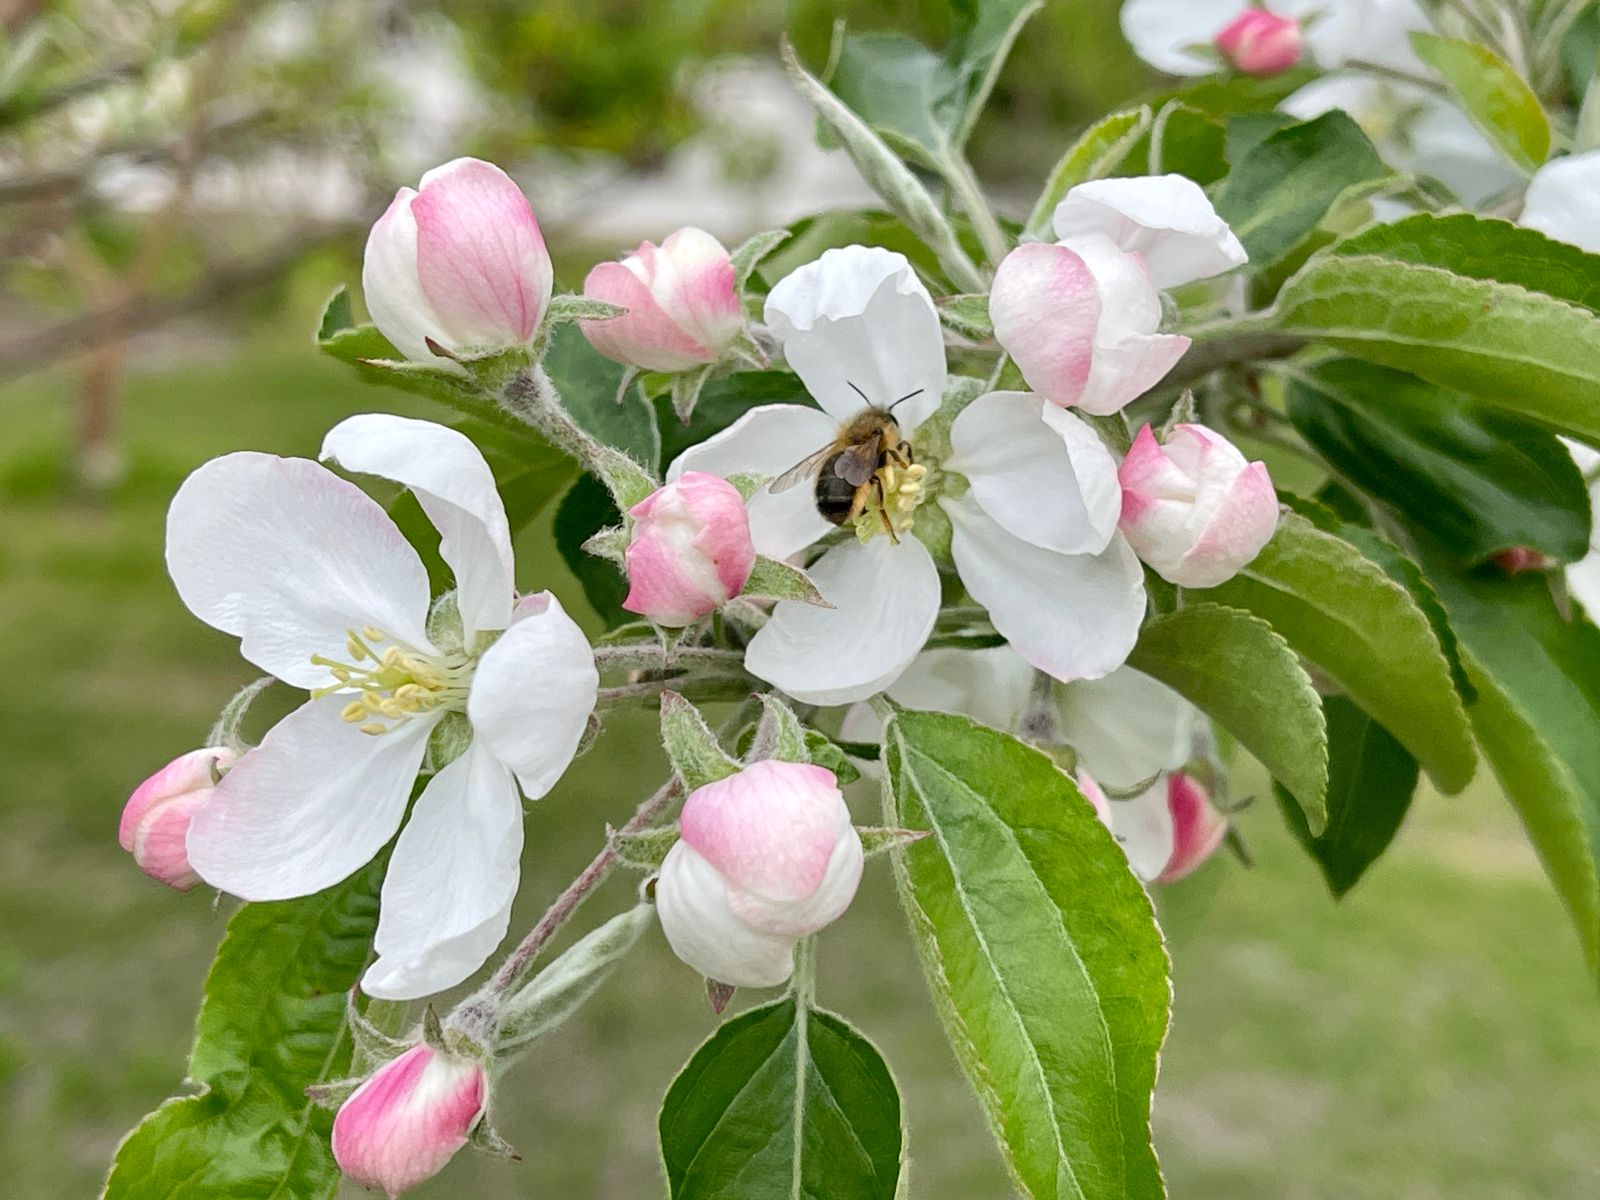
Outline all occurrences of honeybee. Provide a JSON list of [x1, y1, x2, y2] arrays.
[[769, 384, 924, 542]]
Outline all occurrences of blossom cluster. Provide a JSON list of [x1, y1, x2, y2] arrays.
[[119, 153, 1267, 1194]]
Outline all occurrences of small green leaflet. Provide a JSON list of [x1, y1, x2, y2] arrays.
[[658, 995, 903, 1199], [1024, 106, 1152, 239], [102, 860, 384, 1200], [1411, 32, 1550, 173], [884, 709, 1170, 1199]]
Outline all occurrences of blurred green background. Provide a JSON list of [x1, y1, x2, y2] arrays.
[[3, 2, 1599, 1197]]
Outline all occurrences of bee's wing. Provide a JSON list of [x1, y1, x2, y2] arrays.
[[832, 438, 882, 486], [767, 444, 836, 494]]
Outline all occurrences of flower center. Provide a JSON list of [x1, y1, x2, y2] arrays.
[[852, 458, 930, 544], [310, 627, 475, 736]]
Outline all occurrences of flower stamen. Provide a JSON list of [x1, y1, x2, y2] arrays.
[[852, 460, 929, 544], [311, 628, 475, 735]]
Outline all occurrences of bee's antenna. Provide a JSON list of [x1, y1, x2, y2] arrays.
[[888, 388, 924, 413], [847, 380, 871, 406]]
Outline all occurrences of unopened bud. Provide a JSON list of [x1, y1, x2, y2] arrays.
[[581, 227, 743, 372], [118, 747, 235, 890], [1215, 9, 1303, 76], [623, 472, 756, 627]]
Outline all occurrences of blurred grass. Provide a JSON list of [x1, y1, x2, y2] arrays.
[[3, 323, 1600, 1200]]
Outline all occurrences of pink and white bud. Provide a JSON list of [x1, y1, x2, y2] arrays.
[[1049, 175, 1248, 290], [656, 759, 864, 987], [581, 227, 744, 372], [989, 237, 1191, 415], [1215, 9, 1304, 76], [118, 747, 235, 890], [361, 157, 553, 363], [622, 472, 756, 627], [1111, 772, 1229, 884], [1492, 546, 1555, 575], [331, 1044, 487, 1198], [1118, 422, 1278, 588]]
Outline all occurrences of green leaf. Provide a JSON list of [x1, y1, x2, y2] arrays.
[[744, 554, 829, 607], [884, 709, 1170, 1200], [1121, 102, 1228, 185], [1242, 247, 1600, 443], [805, 730, 862, 786], [545, 293, 628, 323], [1207, 513, 1477, 796], [658, 995, 904, 1199], [314, 285, 396, 364], [1326, 212, 1600, 314], [1407, 537, 1600, 981], [729, 229, 791, 288], [542, 322, 662, 470], [1128, 602, 1328, 832], [1276, 696, 1420, 898], [936, 292, 996, 339], [656, 370, 813, 468], [1285, 358, 1591, 562], [1024, 106, 1152, 239], [496, 904, 655, 1052], [553, 473, 629, 627], [781, 38, 986, 293], [660, 690, 741, 790], [102, 861, 383, 1200], [1214, 112, 1389, 268], [1411, 32, 1550, 172]]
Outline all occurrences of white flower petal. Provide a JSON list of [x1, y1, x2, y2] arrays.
[[763, 245, 945, 430], [362, 740, 522, 999], [467, 592, 597, 799], [656, 842, 799, 988], [744, 536, 940, 706], [948, 391, 1122, 555], [1107, 778, 1177, 883], [1118, 0, 1246, 75], [1523, 151, 1600, 254], [1058, 666, 1199, 790], [322, 414, 515, 639], [166, 453, 433, 689], [187, 695, 436, 900], [1050, 175, 1247, 289], [668, 403, 838, 559], [946, 498, 1145, 683], [885, 645, 1037, 730]]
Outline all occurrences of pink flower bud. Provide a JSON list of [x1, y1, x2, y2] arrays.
[[362, 157, 553, 363], [656, 759, 863, 987], [623, 472, 756, 627], [331, 1044, 487, 1198], [1118, 423, 1278, 588], [119, 747, 235, 890], [1493, 546, 1555, 574], [1215, 9, 1304, 76], [989, 238, 1191, 415], [1112, 773, 1229, 884], [581, 227, 744, 372]]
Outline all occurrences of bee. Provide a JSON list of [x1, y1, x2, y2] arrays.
[[769, 384, 924, 542]]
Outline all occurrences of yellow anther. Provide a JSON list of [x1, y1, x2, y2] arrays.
[[362, 625, 385, 642], [346, 634, 369, 661], [361, 692, 385, 714], [340, 700, 367, 723], [358, 722, 388, 736]]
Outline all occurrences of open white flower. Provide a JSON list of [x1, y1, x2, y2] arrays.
[[670, 245, 1145, 705], [166, 413, 598, 1000]]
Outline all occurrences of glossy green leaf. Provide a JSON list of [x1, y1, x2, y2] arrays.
[[1411, 539, 1600, 981], [1121, 102, 1228, 184], [1024, 106, 1152, 238], [1285, 358, 1591, 562], [1128, 601, 1328, 831], [658, 995, 903, 1199], [1207, 513, 1476, 795], [1327, 213, 1600, 313], [1245, 249, 1600, 443], [1215, 112, 1388, 267], [102, 861, 383, 1200], [1411, 32, 1550, 172], [554, 473, 629, 627], [1276, 696, 1419, 898], [884, 709, 1170, 1200]]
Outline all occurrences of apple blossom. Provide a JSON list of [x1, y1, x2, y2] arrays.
[[671, 244, 1146, 704], [991, 177, 1244, 415], [580, 227, 744, 372], [1521, 151, 1600, 255], [362, 157, 553, 363], [1214, 9, 1303, 75], [1120, 0, 1425, 77], [119, 746, 237, 890], [331, 1043, 487, 1197], [1103, 771, 1229, 884], [622, 471, 756, 626], [165, 413, 598, 999], [655, 759, 863, 987], [1119, 422, 1278, 588]]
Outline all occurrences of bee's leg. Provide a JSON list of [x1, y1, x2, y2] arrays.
[[873, 475, 899, 544], [895, 440, 914, 466]]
